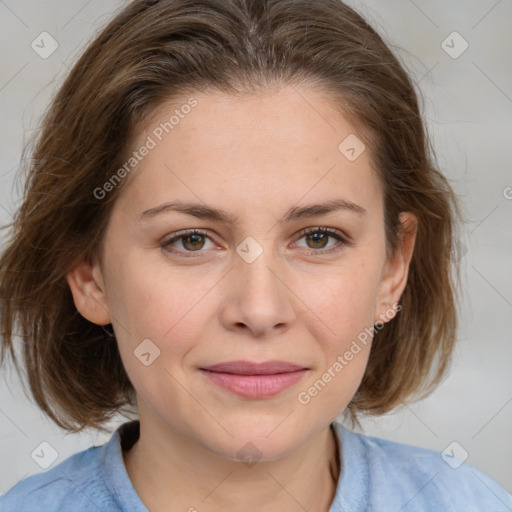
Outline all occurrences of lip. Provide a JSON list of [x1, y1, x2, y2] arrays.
[[199, 369, 307, 399], [199, 360, 309, 399], [200, 360, 307, 375]]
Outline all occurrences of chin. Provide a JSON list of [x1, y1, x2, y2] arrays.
[[198, 418, 310, 462]]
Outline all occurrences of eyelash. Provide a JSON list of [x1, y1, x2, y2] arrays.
[[160, 227, 350, 257]]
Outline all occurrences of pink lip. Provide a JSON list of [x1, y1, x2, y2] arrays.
[[201, 360, 306, 375], [199, 360, 308, 399]]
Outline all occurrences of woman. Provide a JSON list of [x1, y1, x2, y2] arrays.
[[1, 0, 510, 510]]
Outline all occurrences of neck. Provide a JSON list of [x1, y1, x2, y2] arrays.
[[123, 416, 341, 512]]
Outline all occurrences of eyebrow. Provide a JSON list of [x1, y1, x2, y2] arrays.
[[137, 198, 367, 224]]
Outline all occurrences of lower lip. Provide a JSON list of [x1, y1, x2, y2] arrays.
[[199, 369, 307, 398]]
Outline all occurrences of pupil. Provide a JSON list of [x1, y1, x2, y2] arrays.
[[185, 233, 204, 250], [308, 232, 327, 248]]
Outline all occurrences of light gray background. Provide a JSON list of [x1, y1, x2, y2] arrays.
[[0, 0, 511, 498]]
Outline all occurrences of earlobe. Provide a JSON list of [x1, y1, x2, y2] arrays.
[[374, 212, 418, 324], [66, 257, 111, 326]]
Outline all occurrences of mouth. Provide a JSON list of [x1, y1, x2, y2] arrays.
[[199, 360, 309, 399], [200, 360, 308, 375]]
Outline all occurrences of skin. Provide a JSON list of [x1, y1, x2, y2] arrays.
[[67, 85, 417, 512]]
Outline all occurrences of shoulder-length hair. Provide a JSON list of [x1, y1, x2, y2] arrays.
[[0, 0, 462, 432]]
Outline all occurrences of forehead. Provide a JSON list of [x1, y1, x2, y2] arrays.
[[118, 86, 382, 217]]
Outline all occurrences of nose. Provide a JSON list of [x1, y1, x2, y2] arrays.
[[219, 248, 296, 338]]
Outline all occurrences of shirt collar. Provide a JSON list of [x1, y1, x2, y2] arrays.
[[101, 420, 148, 512]]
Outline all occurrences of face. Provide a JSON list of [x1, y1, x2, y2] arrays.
[[68, 85, 415, 461]]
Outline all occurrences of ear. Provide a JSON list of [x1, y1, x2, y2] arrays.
[[66, 255, 111, 325], [374, 212, 417, 325]]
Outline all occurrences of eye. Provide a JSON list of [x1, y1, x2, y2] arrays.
[[161, 227, 350, 257], [293, 227, 349, 254], [162, 229, 216, 255]]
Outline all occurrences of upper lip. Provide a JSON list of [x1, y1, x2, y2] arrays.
[[200, 360, 307, 375]]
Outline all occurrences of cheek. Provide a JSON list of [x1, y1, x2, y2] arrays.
[[291, 254, 381, 411], [108, 267, 206, 405], [299, 258, 382, 343], [297, 272, 377, 415], [296, 320, 373, 419], [107, 253, 217, 354]]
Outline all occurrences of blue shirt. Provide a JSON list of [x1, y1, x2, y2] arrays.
[[1, 420, 511, 511]]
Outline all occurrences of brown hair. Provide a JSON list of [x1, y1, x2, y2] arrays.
[[0, 0, 462, 432]]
